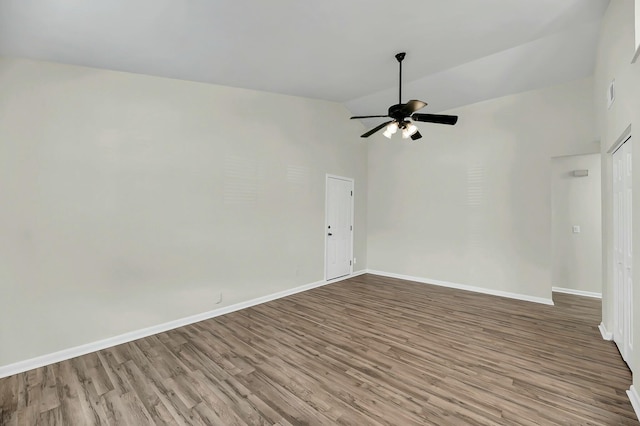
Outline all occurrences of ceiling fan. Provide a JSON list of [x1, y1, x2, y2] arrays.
[[350, 52, 458, 140]]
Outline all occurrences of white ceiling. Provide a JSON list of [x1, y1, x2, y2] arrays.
[[0, 0, 609, 113]]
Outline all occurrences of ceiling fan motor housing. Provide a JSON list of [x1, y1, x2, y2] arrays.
[[388, 103, 409, 122]]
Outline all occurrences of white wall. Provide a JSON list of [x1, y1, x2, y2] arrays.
[[551, 154, 602, 294], [595, 0, 640, 386], [635, 0, 640, 62], [0, 57, 368, 367], [367, 78, 598, 301]]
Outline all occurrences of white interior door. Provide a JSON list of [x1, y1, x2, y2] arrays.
[[325, 175, 353, 280], [613, 137, 632, 364]]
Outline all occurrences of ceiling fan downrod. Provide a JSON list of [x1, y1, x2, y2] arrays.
[[396, 52, 406, 105]]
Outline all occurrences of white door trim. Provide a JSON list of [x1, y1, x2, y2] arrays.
[[324, 174, 354, 281], [608, 124, 631, 154]]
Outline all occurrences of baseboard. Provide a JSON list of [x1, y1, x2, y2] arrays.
[[366, 270, 554, 306], [599, 322, 614, 341], [0, 270, 366, 379], [552, 287, 602, 299], [627, 386, 640, 421]]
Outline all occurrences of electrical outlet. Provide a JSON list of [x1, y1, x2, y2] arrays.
[[353, 257, 357, 264], [214, 292, 222, 304]]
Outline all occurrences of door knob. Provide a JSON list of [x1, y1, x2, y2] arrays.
[[328, 233, 333, 236]]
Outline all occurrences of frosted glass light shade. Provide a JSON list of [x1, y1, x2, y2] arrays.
[[383, 122, 399, 138], [402, 123, 418, 139]]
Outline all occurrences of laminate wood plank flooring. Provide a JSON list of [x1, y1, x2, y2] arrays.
[[1, 274, 637, 425]]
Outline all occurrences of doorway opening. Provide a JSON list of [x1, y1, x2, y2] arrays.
[[550, 153, 602, 297]]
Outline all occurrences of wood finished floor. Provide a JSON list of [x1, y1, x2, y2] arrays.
[[0, 274, 637, 425]]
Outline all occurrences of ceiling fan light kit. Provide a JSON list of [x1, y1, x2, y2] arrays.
[[350, 52, 459, 140]]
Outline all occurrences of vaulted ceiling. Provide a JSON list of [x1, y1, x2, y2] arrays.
[[0, 0, 609, 114]]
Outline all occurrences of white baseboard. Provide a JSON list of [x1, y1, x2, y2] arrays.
[[552, 287, 602, 299], [627, 386, 640, 421], [0, 270, 366, 379], [366, 270, 554, 306], [598, 322, 613, 341]]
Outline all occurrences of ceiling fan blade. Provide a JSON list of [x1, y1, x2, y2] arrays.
[[399, 100, 427, 115], [361, 120, 393, 138], [412, 113, 458, 125], [410, 131, 422, 140], [350, 115, 389, 120]]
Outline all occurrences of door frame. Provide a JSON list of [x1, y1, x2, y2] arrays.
[[324, 174, 355, 281]]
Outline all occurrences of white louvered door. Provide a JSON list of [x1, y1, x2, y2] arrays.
[[613, 138, 632, 365]]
